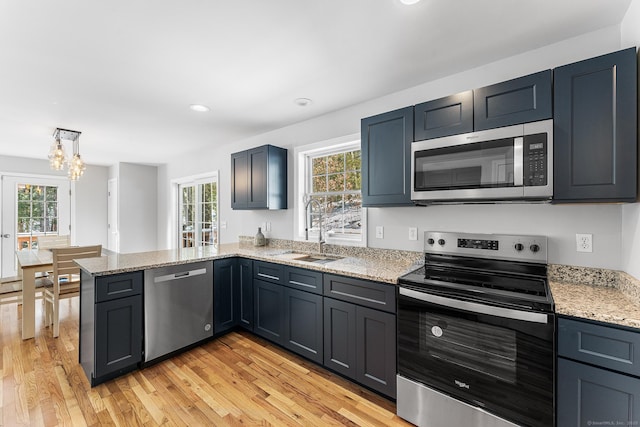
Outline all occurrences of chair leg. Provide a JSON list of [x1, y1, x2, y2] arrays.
[[52, 295, 60, 338]]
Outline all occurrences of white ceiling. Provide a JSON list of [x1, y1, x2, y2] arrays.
[[0, 0, 632, 166]]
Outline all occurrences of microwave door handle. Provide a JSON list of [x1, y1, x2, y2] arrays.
[[399, 287, 548, 324], [513, 137, 523, 186]]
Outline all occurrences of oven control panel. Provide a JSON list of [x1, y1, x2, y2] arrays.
[[424, 231, 547, 262]]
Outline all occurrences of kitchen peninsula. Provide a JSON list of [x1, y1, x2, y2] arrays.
[[75, 241, 421, 388]]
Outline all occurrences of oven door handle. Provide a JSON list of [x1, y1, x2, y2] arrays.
[[399, 287, 549, 324]]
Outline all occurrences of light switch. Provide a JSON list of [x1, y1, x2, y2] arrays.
[[376, 226, 384, 239]]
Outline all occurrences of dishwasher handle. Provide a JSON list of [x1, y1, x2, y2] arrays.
[[153, 267, 207, 283]]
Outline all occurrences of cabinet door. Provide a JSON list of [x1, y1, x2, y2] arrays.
[[554, 48, 637, 202], [557, 358, 640, 427], [361, 106, 414, 206], [95, 295, 142, 379], [474, 69, 552, 131], [231, 151, 249, 209], [323, 298, 357, 379], [247, 146, 268, 209], [238, 258, 253, 330], [214, 258, 238, 334], [414, 91, 473, 140], [284, 288, 323, 364], [356, 306, 396, 398], [253, 279, 284, 345]]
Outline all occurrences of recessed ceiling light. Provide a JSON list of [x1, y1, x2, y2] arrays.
[[294, 98, 313, 107], [400, 0, 421, 4], [189, 104, 210, 112]]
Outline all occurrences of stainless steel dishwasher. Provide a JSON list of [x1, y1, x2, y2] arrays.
[[144, 260, 214, 363]]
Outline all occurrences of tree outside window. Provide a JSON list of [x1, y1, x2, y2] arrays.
[[306, 149, 362, 241], [17, 184, 59, 250]]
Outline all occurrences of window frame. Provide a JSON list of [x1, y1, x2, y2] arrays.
[[294, 136, 366, 247]]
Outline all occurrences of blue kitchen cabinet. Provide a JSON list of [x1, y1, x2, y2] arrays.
[[553, 47, 637, 202], [361, 106, 414, 206], [231, 144, 287, 210], [414, 91, 473, 140], [557, 317, 640, 426], [473, 70, 552, 131]]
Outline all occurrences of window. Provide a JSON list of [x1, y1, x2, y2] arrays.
[[17, 184, 60, 250], [178, 176, 218, 248], [299, 141, 365, 244]]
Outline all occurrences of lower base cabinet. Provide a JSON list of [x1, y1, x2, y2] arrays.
[[557, 317, 640, 426], [324, 297, 396, 398], [95, 295, 143, 378], [558, 358, 640, 427], [80, 270, 143, 386], [254, 278, 285, 344], [284, 288, 323, 364]]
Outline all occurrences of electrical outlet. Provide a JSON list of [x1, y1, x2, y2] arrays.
[[220, 221, 227, 229], [265, 222, 271, 232], [376, 226, 384, 239], [409, 227, 418, 241], [576, 233, 593, 253]]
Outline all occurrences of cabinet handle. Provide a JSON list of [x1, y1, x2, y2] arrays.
[[257, 273, 280, 281], [288, 280, 315, 289]]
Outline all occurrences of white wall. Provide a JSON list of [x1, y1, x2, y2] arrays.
[[0, 155, 108, 248], [158, 25, 632, 271], [621, 0, 640, 279], [118, 162, 158, 253]]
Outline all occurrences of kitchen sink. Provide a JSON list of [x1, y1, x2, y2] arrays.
[[291, 254, 342, 264]]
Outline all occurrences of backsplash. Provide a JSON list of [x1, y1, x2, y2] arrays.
[[237, 236, 423, 265]]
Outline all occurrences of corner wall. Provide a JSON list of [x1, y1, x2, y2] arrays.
[[621, 0, 640, 279]]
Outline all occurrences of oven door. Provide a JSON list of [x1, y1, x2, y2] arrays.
[[397, 286, 555, 427]]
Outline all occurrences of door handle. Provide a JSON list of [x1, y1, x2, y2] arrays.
[[1, 234, 10, 238]]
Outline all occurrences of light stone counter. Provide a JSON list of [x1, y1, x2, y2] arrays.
[[549, 265, 640, 329], [75, 242, 423, 285]]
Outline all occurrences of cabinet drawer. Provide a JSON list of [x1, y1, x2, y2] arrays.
[[323, 274, 396, 314], [558, 317, 640, 377], [284, 266, 323, 295], [474, 70, 552, 131], [95, 271, 143, 303], [253, 261, 284, 284]]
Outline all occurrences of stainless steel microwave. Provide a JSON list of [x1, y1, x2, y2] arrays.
[[411, 119, 553, 204]]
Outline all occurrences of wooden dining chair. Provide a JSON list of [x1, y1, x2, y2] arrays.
[[37, 234, 71, 250], [37, 245, 102, 337]]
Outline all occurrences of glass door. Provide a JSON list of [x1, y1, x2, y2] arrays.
[[1, 175, 70, 280], [178, 176, 218, 249]]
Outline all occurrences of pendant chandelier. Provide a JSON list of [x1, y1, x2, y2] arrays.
[[48, 128, 86, 180]]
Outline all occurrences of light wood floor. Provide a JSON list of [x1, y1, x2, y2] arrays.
[[0, 297, 412, 426]]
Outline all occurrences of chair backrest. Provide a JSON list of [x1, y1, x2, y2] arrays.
[[38, 235, 71, 249], [51, 245, 102, 282]]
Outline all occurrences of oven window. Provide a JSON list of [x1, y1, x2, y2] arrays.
[[414, 138, 515, 191], [419, 312, 516, 384]]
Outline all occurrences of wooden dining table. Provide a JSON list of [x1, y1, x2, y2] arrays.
[[15, 249, 53, 340]]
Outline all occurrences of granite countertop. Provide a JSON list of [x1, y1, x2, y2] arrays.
[[74, 242, 422, 285], [549, 266, 640, 329], [75, 241, 640, 329]]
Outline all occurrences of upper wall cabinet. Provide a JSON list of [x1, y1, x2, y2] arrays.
[[414, 91, 473, 141], [553, 47, 637, 203], [473, 70, 552, 131], [361, 106, 414, 206], [231, 144, 287, 210]]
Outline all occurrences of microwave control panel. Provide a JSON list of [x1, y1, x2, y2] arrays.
[[523, 133, 547, 187]]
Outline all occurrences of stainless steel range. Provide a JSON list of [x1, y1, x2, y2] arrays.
[[397, 232, 555, 427]]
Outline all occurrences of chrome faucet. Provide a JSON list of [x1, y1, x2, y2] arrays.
[[304, 197, 324, 253]]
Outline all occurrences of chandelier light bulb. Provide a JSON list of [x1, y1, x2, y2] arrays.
[[48, 137, 66, 171]]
